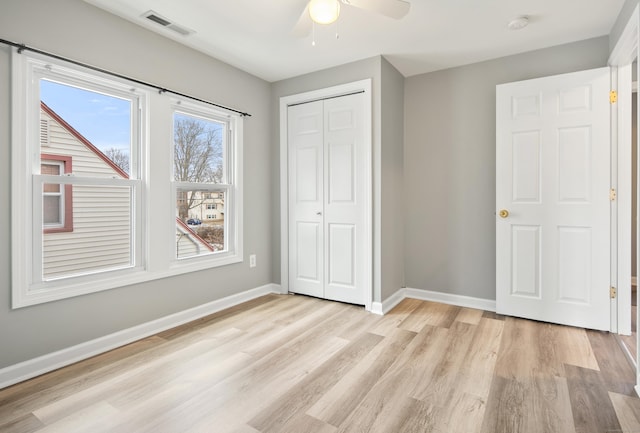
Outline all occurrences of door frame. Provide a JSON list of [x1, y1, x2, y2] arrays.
[[279, 79, 373, 311], [608, 3, 639, 392]]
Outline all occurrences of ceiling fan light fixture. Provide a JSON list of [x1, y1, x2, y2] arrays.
[[309, 0, 341, 25], [508, 16, 529, 30]]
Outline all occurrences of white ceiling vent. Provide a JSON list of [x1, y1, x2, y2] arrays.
[[142, 11, 194, 36]]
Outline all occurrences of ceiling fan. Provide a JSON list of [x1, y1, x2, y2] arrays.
[[293, 0, 411, 37]]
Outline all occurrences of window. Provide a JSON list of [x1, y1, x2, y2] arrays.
[[41, 155, 73, 233], [12, 51, 243, 308], [37, 82, 138, 286], [173, 103, 241, 261]]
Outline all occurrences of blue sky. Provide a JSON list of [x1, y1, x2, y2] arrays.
[[40, 79, 131, 155]]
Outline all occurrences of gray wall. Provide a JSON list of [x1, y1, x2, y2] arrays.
[[403, 37, 611, 300], [380, 58, 405, 300], [0, 0, 272, 368]]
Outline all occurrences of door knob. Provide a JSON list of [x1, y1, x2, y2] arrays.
[[498, 209, 509, 218], [316, 211, 322, 216]]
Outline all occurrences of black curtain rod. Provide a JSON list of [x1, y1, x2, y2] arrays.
[[0, 37, 252, 117]]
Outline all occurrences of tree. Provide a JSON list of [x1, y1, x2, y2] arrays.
[[174, 116, 223, 219], [104, 147, 130, 175]]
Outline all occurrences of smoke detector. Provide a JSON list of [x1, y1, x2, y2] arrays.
[[508, 16, 529, 31]]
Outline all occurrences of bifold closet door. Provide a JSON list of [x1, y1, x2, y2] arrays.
[[288, 100, 324, 299], [288, 93, 366, 305]]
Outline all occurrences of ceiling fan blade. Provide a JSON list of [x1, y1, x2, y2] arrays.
[[342, 0, 410, 19], [292, 3, 312, 37]]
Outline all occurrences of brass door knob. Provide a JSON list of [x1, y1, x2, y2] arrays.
[[499, 209, 509, 218]]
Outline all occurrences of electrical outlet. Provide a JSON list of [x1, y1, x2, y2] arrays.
[[249, 254, 256, 268]]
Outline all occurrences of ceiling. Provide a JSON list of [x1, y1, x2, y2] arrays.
[[83, 0, 625, 83]]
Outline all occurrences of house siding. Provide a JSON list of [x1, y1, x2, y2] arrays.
[[41, 110, 132, 279]]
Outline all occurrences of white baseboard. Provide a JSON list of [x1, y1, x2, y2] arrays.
[[372, 287, 496, 316], [405, 288, 496, 312], [371, 288, 406, 315], [0, 283, 281, 390]]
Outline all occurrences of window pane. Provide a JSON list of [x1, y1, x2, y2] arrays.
[[176, 189, 225, 258], [43, 183, 61, 194], [42, 183, 133, 280], [174, 112, 224, 183], [41, 163, 60, 176], [40, 79, 132, 177], [43, 196, 61, 225]]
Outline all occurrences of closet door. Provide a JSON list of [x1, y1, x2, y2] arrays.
[[288, 93, 366, 305], [288, 100, 324, 298], [323, 93, 366, 304]]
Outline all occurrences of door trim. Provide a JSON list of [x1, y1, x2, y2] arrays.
[[279, 79, 373, 311], [608, 3, 639, 392]]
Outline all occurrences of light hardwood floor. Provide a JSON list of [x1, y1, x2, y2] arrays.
[[1, 294, 640, 433]]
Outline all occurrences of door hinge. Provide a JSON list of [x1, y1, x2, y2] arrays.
[[610, 90, 618, 104], [610, 286, 617, 299], [610, 188, 617, 201]]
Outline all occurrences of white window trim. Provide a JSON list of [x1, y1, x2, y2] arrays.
[[169, 98, 243, 270], [12, 51, 148, 308], [11, 51, 244, 308], [40, 160, 65, 228]]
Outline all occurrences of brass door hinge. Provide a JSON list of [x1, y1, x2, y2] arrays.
[[610, 90, 618, 104], [610, 286, 617, 299], [610, 188, 617, 201]]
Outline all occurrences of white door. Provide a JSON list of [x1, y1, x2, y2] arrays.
[[288, 93, 366, 305], [496, 67, 611, 331]]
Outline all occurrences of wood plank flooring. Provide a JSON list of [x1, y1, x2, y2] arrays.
[[1, 294, 640, 433]]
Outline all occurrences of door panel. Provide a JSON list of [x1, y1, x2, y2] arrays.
[[511, 225, 541, 298], [557, 227, 591, 304], [324, 94, 366, 305], [288, 101, 324, 298], [496, 67, 610, 331], [296, 147, 321, 202], [328, 223, 355, 286], [296, 221, 321, 281], [328, 142, 355, 203], [512, 131, 541, 203], [557, 127, 591, 202]]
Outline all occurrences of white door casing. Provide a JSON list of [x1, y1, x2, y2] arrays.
[[496, 67, 611, 331], [287, 92, 367, 305]]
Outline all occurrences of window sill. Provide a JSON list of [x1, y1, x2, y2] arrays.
[[13, 252, 243, 309]]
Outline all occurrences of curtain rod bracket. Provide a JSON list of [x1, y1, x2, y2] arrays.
[[17, 44, 25, 54]]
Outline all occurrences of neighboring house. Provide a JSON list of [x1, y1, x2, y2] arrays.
[[184, 192, 225, 222], [40, 101, 213, 278]]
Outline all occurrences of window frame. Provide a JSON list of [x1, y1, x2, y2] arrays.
[[11, 51, 244, 308], [41, 154, 73, 233], [170, 98, 243, 267], [12, 51, 147, 307]]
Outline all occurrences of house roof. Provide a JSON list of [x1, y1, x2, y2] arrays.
[[175, 219, 215, 252], [41, 101, 129, 179]]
